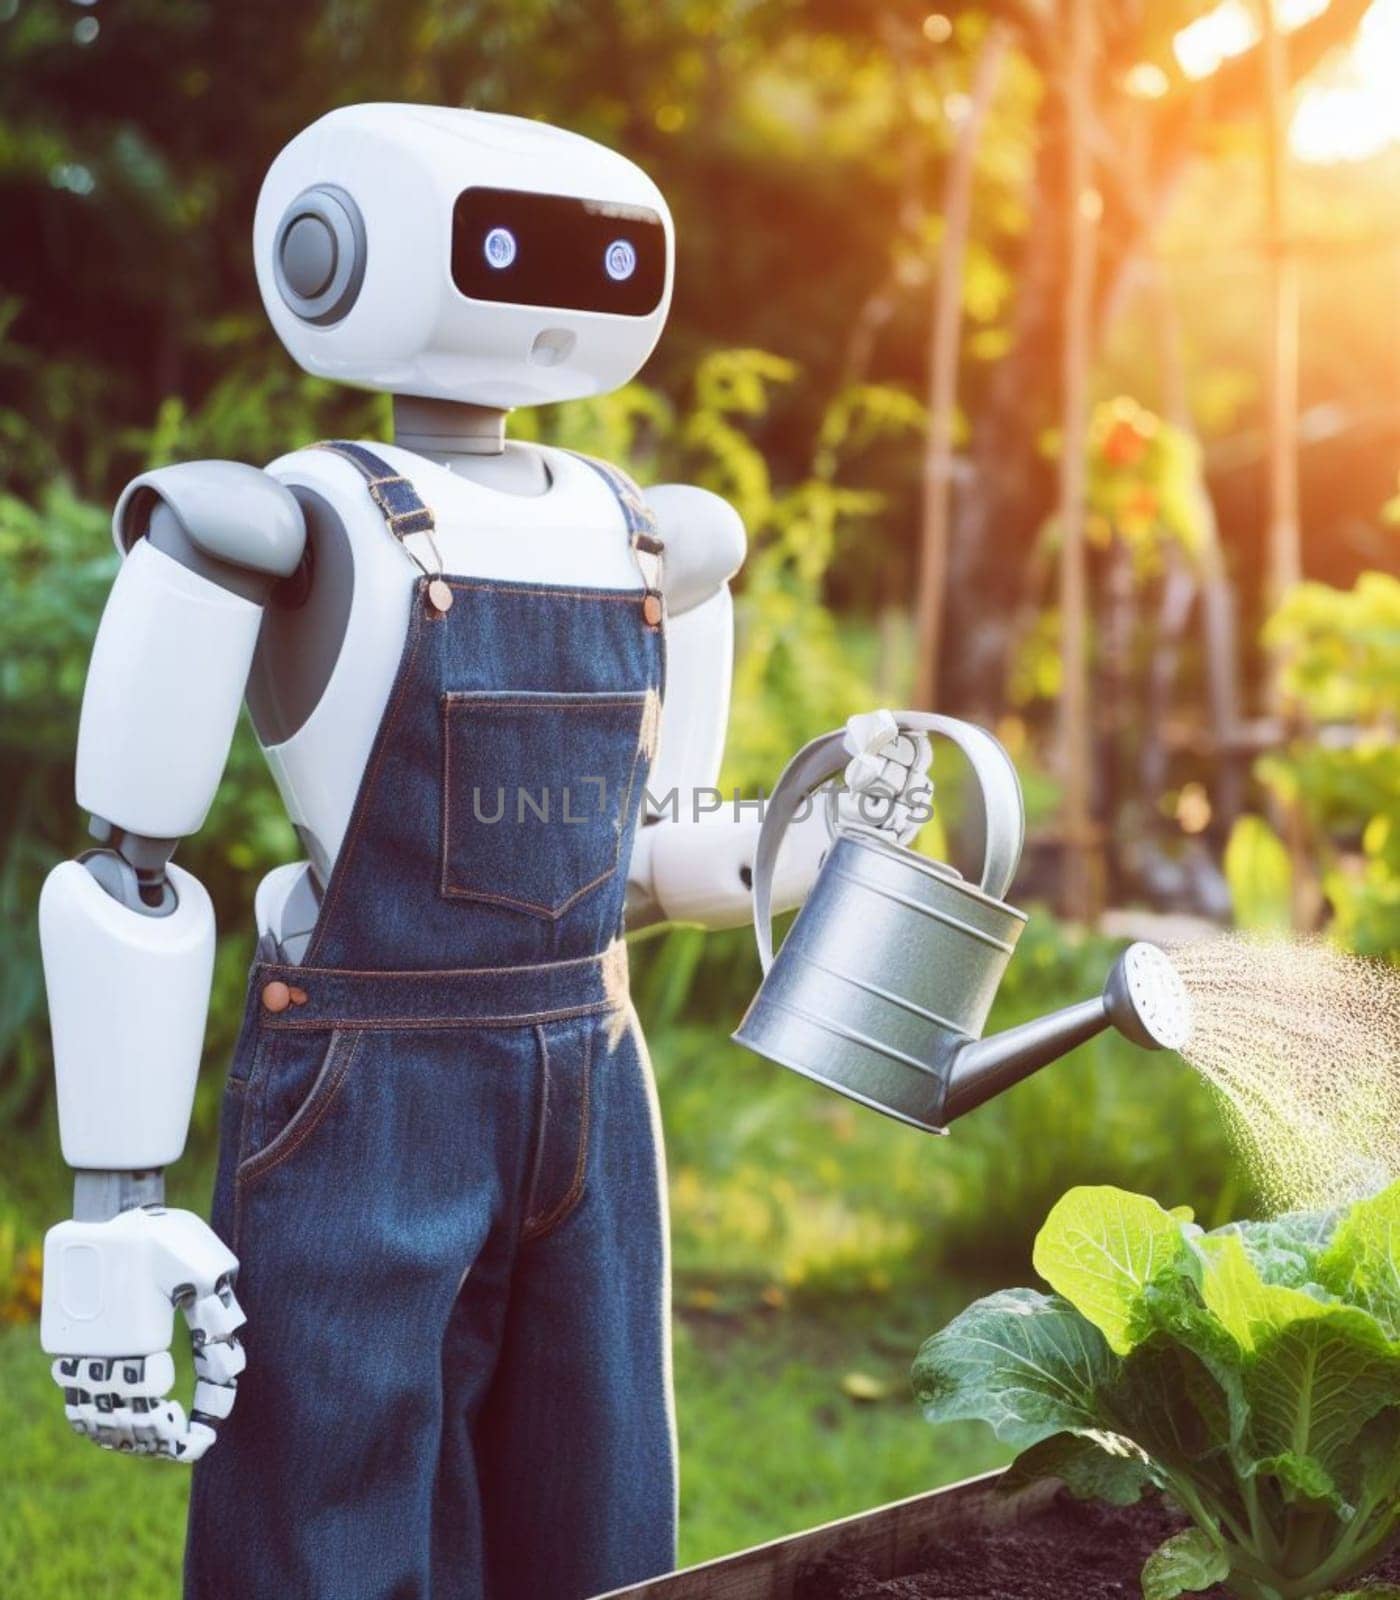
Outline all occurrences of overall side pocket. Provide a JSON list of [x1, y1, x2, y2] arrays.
[[236, 1027, 364, 1194]]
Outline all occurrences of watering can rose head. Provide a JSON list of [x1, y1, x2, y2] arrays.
[[914, 1180, 1400, 1600], [733, 711, 1193, 1132]]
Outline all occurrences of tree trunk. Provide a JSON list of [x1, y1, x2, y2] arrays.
[[913, 23, 1010, 710], [945, 122, 1064, 715], [1263, 0, 1301, 634], [1057, 0, 1099, 924], [1259, 0, 1318, 931], [940, 0, 1370, 720]]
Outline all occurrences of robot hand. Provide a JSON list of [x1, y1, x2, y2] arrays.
[[42, 1206, 246, 1462], [839, 710, 935, 845]]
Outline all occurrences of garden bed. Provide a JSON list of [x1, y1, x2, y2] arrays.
[[596, 1472, 1400, 1600], [592, 1471, 1054, 1600]]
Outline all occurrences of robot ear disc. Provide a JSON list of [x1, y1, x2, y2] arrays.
[[273, 185, 367, 327]]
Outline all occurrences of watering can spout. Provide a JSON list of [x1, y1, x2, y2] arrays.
[[943, 942, 1192, 1123], [734, 711, 1194, 1133]]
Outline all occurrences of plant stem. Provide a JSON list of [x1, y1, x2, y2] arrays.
[[1224, 1571, 1283, 1600]]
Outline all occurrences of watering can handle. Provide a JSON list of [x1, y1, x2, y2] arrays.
[[751, 712, 1026, 972]]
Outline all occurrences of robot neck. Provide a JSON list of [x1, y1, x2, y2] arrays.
[[394, 395, 505, 456], [392, 395, 553, 498]]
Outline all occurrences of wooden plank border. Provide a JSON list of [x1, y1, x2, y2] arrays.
[[593, 1471, 1057, 1600]]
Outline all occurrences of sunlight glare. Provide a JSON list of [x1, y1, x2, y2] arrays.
[[1173, 0, 1400, 164], [1290, 0, 1400, 161]]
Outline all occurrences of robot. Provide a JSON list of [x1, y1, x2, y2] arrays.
[[37, 104, 932, 1599]]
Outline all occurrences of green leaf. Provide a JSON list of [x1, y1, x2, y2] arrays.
[[999, 1431, 1153, 1505], [1245, 1306, 1400, 1483], [1318, 1180, 1400, 1337], [1251, 1451, 1343, 1509], [1033, 1187, 1197, 1355], [1214, 1210, 1340, 1288], [1337, 1407, 1400, 1511], [912, 1288, 1118, 1448], [1223, 815, 1294, 933], [1140, 1527, 1230, 1599], [1197, 1233, 1337, 1350], [920, 1186, 1400, 1600], [1107, 1331, 1236, 1473], [1325, 1588, 1400, 1598]]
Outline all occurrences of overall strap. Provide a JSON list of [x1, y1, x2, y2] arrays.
[[315, 440, 452, 611], [568, 453, 665, 625]]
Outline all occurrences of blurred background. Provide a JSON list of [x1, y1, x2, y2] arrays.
[[1, 0, 1397, 1592]]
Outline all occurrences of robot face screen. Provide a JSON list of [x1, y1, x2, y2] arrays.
[[451, 187, 666, 317]]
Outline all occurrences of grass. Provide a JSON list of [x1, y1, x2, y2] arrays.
[[0, 1291, 1008, 1598], [672, 1288, 1008, 1565], [0, 919, 1247, 1595]]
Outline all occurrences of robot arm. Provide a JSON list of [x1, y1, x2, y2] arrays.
[[39, 462, 304, 1460], [627, 488, 932, 932]]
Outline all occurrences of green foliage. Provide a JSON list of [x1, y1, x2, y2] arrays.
[[1260, 574, 1400, 960], [1142, 1529, 1230, 1600], [525, 349, 926, 799], [1224, 815, 1295, 935], [0, 1207, 42, 1326], [1084, 397, 1213, 568], [915, 1182, 1400, 1600], [0, 475, 300, 1127], [0, 347, 924, 1133]]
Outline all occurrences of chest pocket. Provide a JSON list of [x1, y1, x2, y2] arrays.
[[440, 689, 650, 918]]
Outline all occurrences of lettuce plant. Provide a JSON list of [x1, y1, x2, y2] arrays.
[[913, 1182, 1400, 1600]]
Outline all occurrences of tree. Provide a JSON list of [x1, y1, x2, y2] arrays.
[[943, 0, 1374, 708], [913, 21, 1011, 710]]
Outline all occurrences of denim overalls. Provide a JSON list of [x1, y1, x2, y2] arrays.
[[186, 446, 674, 1600]]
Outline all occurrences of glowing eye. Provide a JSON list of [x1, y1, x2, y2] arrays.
[[604, 239, 637, 281], [483, 228, 517, 269]]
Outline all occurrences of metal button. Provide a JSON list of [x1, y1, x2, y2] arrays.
[[280, 215, 338, 299], [261, 981, 292, 1014], [642, 593, 663, 627]]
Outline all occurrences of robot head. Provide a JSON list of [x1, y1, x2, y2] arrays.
[[254, 104, 674, 408]]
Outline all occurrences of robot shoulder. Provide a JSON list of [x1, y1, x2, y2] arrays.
[[113, 461, 305, 579], [645, 483, 746, 617]]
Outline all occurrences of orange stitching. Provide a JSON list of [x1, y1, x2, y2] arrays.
[[236, 1031, 364, 1190], [262, 1004, 614, 1030], [438, 692, 453, 902], [520, 1024, 552, 1233], [251, 943, 624, 980], [442, 697, 647, 712], [440, 870, 615, 919], [438, 580, 646, 604], [234, 1034, 274, 1169], [521, 1025, 593, 1243]]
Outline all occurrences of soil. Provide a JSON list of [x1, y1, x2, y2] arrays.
[[795, 1489, 1400, 1599]]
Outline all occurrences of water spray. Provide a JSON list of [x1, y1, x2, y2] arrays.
[[1171, 933, 1400, 1210]]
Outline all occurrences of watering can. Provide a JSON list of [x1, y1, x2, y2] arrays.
[[733, 713, 1192, 1133]]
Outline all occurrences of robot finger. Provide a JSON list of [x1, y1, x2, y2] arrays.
[[843, 709, 901, 762], [842, 749, 889, 796], [69, 1379, 140, 1454], [193, 1377, 237, 1420], [147, 1397, 194, 1460], [51, 1353, 199, 1460], [194, 1334, 246, 1385], [884, 731, 933, 780], [179, 1274, 247, 1347], [179, 1420, 219, 1463]]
